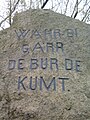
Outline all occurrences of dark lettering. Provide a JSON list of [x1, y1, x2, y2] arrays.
[[75, 28, 78, 37], [18, 76, 27, 90], [50, 58, 58, 70], [30, 59, 38, 69], [58, 77, 69, 91], [54, 29, 60, 39], [33, 42, 44, 53], [30, 30, 42, 39], [65, 59, 73, 70], [18, 59, 25, 70], [76, 60, 81, 72], [8, 60, 16, 70], [41, 58, 48, 69], [40, 76, 56, 90], [29, 77, 37, 90], [67, 29, 74, 37], [56, 42, 63, 52], [46, 42, 54, 53], [22, 44, 29, 54], [15, 29, 30, 40], [44, 29, 52, 40]]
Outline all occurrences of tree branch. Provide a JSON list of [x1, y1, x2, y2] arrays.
[[73, 0, 78, 18], [0, 0, 20, 27], [71, 0, 78, 18], [64, 0, 69, 14], [41, 0, 49, 9], [81, 6, 90, 21]]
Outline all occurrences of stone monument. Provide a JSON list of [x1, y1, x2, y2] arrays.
[[0, 9, 90, 120]]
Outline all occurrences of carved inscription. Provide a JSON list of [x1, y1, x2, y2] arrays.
[[7, 28, 82, 92], [15, 28, 78, 40]]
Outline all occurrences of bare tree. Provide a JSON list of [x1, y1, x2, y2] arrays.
[[0, 0, 90, 30], [0, 0, 20, 28], [82, 6, 90, 21], [41, 0, 49, 9]]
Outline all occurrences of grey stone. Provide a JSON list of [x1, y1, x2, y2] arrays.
[[0, 9, 90, 120]]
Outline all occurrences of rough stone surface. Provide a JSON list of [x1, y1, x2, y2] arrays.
[[0, 9, 90, 120]]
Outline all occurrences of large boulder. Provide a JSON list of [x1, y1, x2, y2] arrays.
[[0, 9, 90, 120]]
